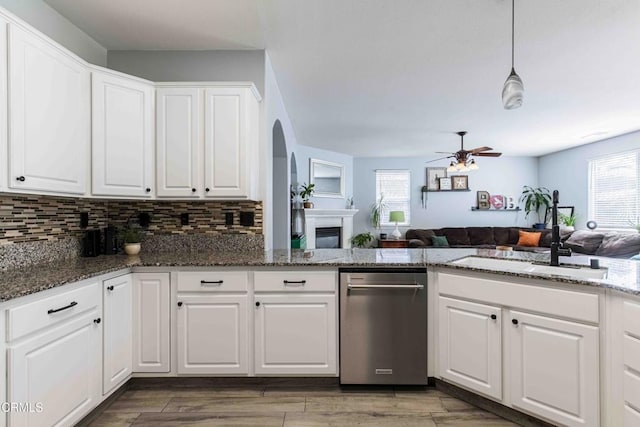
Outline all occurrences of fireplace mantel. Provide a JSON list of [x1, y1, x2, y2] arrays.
[[303, 209, 358, 249]]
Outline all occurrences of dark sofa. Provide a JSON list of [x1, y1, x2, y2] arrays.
[[406, 227, 555, 252]]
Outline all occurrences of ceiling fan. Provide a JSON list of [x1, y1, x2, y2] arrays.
[[426, 131, 502, 172]]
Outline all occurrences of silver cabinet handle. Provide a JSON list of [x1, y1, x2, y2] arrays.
[[347, 283, 424, 290]]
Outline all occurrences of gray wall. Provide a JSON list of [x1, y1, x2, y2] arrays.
[[539, 130, 640, 230], [108, 50, 265, 94], [0, 0, 106, 65], [294, 145, 354, 210], [352, 156, 538, 237]]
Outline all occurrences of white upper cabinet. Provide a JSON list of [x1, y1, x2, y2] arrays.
[[156, 88, 201, 197], [91, 69, 154, 197], [8, 23, 89, 195], [156, 84, 260, 200], [204, 87, 248, 199]]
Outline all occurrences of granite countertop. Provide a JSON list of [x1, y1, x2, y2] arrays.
[[0, 248, 639, 303]]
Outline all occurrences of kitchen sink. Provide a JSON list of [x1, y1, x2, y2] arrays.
[[452, 256, 608, 280]]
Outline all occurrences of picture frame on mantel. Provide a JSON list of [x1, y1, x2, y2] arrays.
[[426, 167, 447, 191]]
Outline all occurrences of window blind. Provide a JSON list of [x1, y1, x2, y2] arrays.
[[588, 150, 639, 229], [375, 170, 411, 226]]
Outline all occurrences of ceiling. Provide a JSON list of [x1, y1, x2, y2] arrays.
[[45, 0, 640, 157]]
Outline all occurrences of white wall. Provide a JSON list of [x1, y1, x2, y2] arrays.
[[0, 0, 106, 65], [263, 52, 300, 249], [294, 145, 354, 210], [539, 130, 640, 229], [352, 156, 538, 237], [107, 50, 265, 94]]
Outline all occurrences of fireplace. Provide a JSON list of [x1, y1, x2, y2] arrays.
[[316, 227, 342, 249]]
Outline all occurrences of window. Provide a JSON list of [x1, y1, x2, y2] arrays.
[[588, 150, 639, 229], [375, 170, 410, 226]]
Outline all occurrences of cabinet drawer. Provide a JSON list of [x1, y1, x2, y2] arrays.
[[177, 271, 248, 292], [623, 300, 640, 337], [438, 272, 599, 323], [7, 282, 100, 342], [624, 369, 640, 411], [624, 333, 640, 373], [254, 271, 336, 292]]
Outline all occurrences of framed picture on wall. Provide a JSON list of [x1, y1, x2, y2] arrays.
[[439, 177, 452, 191], [544, 206, 575, 225], [426, 167, 447, 191], [451, 175, 468, 190]]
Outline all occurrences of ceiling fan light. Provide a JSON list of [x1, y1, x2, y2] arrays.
[[469, 159, 479, 170], [502, 68, 524, 110], [447, 162, 457, 173]]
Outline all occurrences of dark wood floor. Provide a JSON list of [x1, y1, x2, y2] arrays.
[[88, 382, 522, 426]]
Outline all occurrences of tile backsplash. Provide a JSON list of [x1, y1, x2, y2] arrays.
[[0, 193, 263, 265]]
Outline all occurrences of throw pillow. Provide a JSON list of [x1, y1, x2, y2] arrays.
[[564, 230, 605, 255], [431, 236, 449, 247], [517, 230, 542, 247], [595, 233, 640, 258]]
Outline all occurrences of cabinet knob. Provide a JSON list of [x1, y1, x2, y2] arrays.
[[177, 301, 183, 307], [491, 314, 497, 320], [192, 188, 196, 193], [16, 176, 25, 182], [255, 301, 260, 307], [107, 285, 114, 291], [145, 188, 151, 193], [205, 188, 210, 192], [512, 319, 519, 325], [93, 318, 101, 324]]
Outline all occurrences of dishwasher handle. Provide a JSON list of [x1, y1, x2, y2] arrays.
[[347, 283, 424, 290]]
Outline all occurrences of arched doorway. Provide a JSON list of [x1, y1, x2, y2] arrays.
[[272, 120, 288, 249]]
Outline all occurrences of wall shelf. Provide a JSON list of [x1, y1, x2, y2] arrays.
[[426, 189, 472, 192], [471, 207, 521, 212]]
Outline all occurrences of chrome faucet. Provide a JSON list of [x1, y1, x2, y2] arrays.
[[550, 190, 571, 266]]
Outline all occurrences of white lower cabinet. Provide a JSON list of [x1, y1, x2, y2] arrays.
[[438, 296, 502, 400], [7, 283, 102, 427], [103, 275, 133, 394], [254, 294, 337, 375], [436, 270, 600, 427], [508, 310, 599, 427], [176, 295, 248, 374], [132, 273, 170, 372]]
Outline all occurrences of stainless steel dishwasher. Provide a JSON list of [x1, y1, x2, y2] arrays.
[[339, 268, 427, 385]]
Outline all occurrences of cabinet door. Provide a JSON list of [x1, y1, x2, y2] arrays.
[[132, 273, 170, 372], [438, 296, 502, 400], [92, 71, 154, 197], [103, 275, 132, 394], [8, 309, 101, 427], [176, 294, 248, 374], [508, 310, 599, 427], [203, 88, 248, 198], [254, 294, 336, 375], [156, 88, 201, 198], [8, 24, 89, 195]]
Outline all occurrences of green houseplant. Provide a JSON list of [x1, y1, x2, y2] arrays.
[[560, 213, 577, 232], [300, 183, 315, 208], [119, 226, 142, 255], [519, 186, 552, 229], [351, 232, 374, 248], [370, 194, 388, 231]]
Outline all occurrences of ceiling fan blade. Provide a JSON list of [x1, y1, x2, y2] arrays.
[[468, 146, 493, 154], [426, 155, 454, 163], [435, 151, 455, 154], [474, 152, 502, 157]]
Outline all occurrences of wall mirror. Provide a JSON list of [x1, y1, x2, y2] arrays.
[[310, 158, 345, 198]]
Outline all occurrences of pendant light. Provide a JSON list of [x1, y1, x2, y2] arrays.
[[502, 0, 523, 109]]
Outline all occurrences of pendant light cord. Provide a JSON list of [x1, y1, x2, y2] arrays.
[[511, 0, 515, 69]]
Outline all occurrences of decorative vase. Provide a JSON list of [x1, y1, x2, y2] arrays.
[[124, 243, 141, 255], [533, 223, 546, 230]]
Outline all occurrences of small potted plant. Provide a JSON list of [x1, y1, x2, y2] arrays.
[[119, 226, 142, 255], [300, 183, 315, 209], [559, 213, 577, 232], [351, 232, 374, 248], [519, 186, 552, 229]]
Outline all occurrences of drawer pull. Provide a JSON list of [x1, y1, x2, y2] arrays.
[[200, 280, 223, 286], [47, 301, 78, 314], [283, 280, 306, 286], [93, 318, 101, 324], [107, 285, 114, 291]]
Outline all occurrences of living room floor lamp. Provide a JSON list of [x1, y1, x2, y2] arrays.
[[389, 211, 405, 240]]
